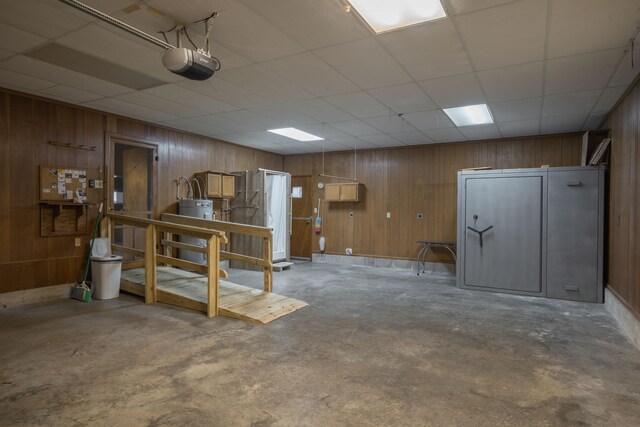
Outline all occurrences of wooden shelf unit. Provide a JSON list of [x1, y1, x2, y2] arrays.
[[39, 201, 90, 236], [324, 183, 363, 202]]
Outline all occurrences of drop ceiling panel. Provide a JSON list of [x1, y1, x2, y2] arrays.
[[217, 65, 314, 103], [260, 52, 360, 97], [455, 0, 547, 70], [478, 62, 544, 102], [148, 0, 305, 62], [498, 119, 540, 137], [423, 127, 466, 143], [0, 22, 47, 53], [38, 85, 103, 103], [593, 86, 628, 113], [287, 99, 353, 123], [0, 69, 54, 91], [313, 141, 352, 152], [540, 114, 588, 133], [363, 115, 417, 134], [216, 110, 273, 129], [158, 118, 232, 137], [323, 91, 390, 119], [0, 0, 90, 39], [142, 84, 237, 114], [419, 73, 486, 108], [237, 0, 371, 50], [542, 90, 601, 117], [547, 0, 640, 58], [315, 38, 412, 90], [297, 125, 351, 140], [329, 119, 380, 137], [0, 49, 13, 62], [583, 112, 607, 131], [361, 134, 405, 147], [378, 19, 472, 81], [403, 110, 454, 131], [331, 136, 378, 150], [249, 104, 319, 127], [1, 55, 134, 96], [447, 0, 521, 15], [490, 97, 542, 123], [545, 49, 622, 95], [387, 131, 431, 145], [178, 78, 268, 110], [367, 83, 436, 114], [459, 124, 502, 140], [115, 92, 206, 118], [190, 115, 258, 133], [83, 0, 140, 14], [609, 31, 640, 87]]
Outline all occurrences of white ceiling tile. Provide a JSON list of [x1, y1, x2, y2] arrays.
[[361, 134, 405, 147], [178, 78, 266, 110], [207, 42, 253, 71], [543, 91, 601, 117], [115, 92, 206, 118], [297, 125, 351, 140], [148, 0, 304, 62], [367, 83, 436, 114], [82, 0, 140, 14], [314, 141, 352, 152], [422, 128, 466, 143], [545, 49, 623, 95], [237, 0, 371, 50], [261, 53, 360, 97], [0, 49, 13, 62], [315, 38, 412, 90], [249, 104, 319, 127], [142, 84, 237, 114], [478, 62, 544, 102], [455, 0, 547, 70], [190, 115, 258, 133], [0, 69, 54, 91], [38, 85, 103, 103], [332, 137, 379, 150], [217, 65, 313, 103], [82, 97, 177, 122], [547, 0, 640, 58], [540, 114, 588, 134], [379, 19, 472, 81], [56, 24, 176, 83], [593, 86, 627, 113], [158, 118, 233, 137], [387, 131, 431, 145], [459, 124, 502, 140], [498, 119, 540, 137], [609, 31, 640, 87], [0, 22, 47, 53], [362, 115, 417, 134], [216, 110, 272, 128], [447, 0, 521, 15], [583, 112, 607, 131], [323, 91, 390, 119], [328, 119, 380, 137], [1, 55, 133, 96], [490, 97, 542, 123], [287, 99, 353, 123], [403, 110, 454, 130], [0, 0, 91, 39], [419, 73, 486, 108]]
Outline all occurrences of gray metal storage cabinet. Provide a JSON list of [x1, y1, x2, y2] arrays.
[[456, 166, 605, 303]]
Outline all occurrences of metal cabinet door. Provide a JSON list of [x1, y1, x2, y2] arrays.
[[547, 170, 599, 302], [464, 176, 543, 293]]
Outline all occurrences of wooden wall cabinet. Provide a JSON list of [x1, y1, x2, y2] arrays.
[[195, 171, 236, 199], [324, 183, 363, 202]]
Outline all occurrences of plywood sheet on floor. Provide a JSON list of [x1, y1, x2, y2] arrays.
[[120, 267, 307, 324]]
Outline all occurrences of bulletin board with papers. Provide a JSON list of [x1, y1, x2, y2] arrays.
[[39, 166, 88, 201]]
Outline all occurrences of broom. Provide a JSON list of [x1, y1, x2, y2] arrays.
[[70, 203, 103, 302], [314, 198, 322, 234]]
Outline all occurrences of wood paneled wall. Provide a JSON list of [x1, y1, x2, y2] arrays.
[[0, 90, 282, 294], [284, 135, 581, 262], [606, 77, 640, 318]]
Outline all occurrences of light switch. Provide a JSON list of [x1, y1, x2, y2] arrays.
[[75, 238, 81, 247], [386, 212, 391, 219]]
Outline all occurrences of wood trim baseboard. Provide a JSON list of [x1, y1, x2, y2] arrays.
[[606, 284, 640, 322]]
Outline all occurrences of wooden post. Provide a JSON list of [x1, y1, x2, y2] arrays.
[[100, 216, 111, 239], [144, 223, 157, 304], [164, 232, 173, 261], [206, 236, 220, 317], [263, 236, 272, 292]]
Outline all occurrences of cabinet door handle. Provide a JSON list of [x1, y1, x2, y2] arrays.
[[564, 286, 579, 292], [566, 181, 582, 186]]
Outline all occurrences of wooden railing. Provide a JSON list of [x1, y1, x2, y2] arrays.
[[161, 213, 273, 293], [100, 212, 228, 317]]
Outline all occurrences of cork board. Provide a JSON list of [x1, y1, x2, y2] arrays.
[[40, 166, 87, 201]]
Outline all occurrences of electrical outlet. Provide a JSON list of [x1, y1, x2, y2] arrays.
[[95, 180, 103, 189], [417, 213, 424, 219], [74, 238, 81, 247], [346, 248, 353, 255], [314, 208, 318, 214], [386, 212, 391, 219]]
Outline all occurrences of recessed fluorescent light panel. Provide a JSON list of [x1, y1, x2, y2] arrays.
[[443, 104, 494, 127], [268, 127, 324, 142], [347, 0, 447, 34]]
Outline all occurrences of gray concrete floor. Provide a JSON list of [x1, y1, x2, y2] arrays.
[[1, 263, 639, 426]]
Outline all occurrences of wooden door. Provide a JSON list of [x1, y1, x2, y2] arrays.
[[290, 176, 313, 259]]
